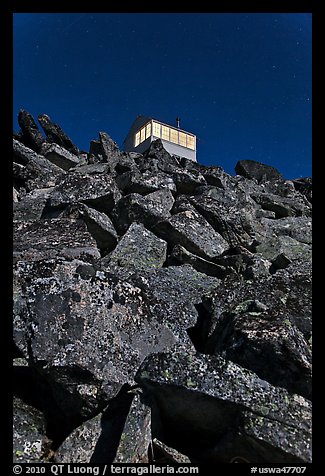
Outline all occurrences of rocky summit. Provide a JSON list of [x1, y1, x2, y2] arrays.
[[13, 110, 312, 464]]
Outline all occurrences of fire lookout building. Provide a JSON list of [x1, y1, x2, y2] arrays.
[[124, 116, 197, 162]]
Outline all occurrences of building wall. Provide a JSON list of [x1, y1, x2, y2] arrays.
[[127, 137, 152, 155], [157, 138, 196, 161], [123, 116, 151, 153]]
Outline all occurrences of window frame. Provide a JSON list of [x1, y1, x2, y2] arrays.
[[134, 120, 196, 151]]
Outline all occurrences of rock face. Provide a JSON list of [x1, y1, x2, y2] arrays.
[[104, 222, 167, 271], [135, 350, 311, 464], [235, 159, 283, 183], [13, 111, 312, 464], [18, 109, 45, 152], [13, 397, 52, 463], [38, 113, 79, 155], [42, 143, 80, 171]]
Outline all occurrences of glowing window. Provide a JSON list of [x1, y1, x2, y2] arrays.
[[170, 128, 178, 144], [162, 125, 169, 140], [135, 131, 140, 147], [140, 127, 146, 143], [179, 131, 187, 147], [187, 135, 196, 150], [153, 121, 161, 137], [145, 123, 152, 139]]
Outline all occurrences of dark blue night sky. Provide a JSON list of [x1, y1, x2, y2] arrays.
[[13, 13, 312, 179]]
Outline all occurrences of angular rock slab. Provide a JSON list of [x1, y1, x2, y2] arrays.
[[151, 439, 191, 464], [13, 259, 179, 418], [235, 159, 283, 183], [169, 244, 229, 279], [13, 397, 52, 463], [55, 388, 138, 464], [18, 109, 45, 152], [189, 192, 262, 247], [104, 222, 167, 270], [153, 209, 228, 260], [13, 139, 64, 190], [99, 131, 122, 169], [48, 173, 121, 215], [13, 188, 53, 221], [71, 163, 110, 175], [209, 303, 312, 400], [251, 191, 311, 218], [13, 186, 19, 202], [256, 235, 311, 268], [13, 219, 101, 263], [292, 177, 312, 203], [212, 248, 272, 279], [170, 169, 207, 194], [54, 413, 102, 463], [135, 351, 312, 463], [78, 203, 118, 253], [128, 265, 220, 345], [198, 271, 312, 399], [116, 169, 177, 195], [111, 189, 174, 234], [180, 158, 230, 189], [260, 216, 312, 245], [42, 143, 80, 171], [38, 113, 79, 155], [114, 393, 151, 463]]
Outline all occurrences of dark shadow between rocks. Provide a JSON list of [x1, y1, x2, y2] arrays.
[[90, 384, 134, 464], [187, 303, 213, 353], [13, 364, 84, 450]]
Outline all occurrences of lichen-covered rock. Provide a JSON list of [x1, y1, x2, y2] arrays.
[[235, 159, 283, 183], [55, 387, 136, 464], [188, 192, 262, 247], [13, 139, 64, 191], [128, 265, 220, 345], [142, 138, 180, 173], [72, 163, 110, 175], [171, 170, 207, 194], [251, 191, 311, 218], [13, 259, 180, 418], [180, 158, 229, 189], [169, 244, 229, 279], [18, 109, 45, 152], [54, 413, 102, 463], [135, 351, 312, 463], [38, 113, 79, 155], [197, 271, 312, 399], [13, 397, 52, 463], [78, 203, 118, 254], [103, 222, 167, 271], [116, 169, 177, 195], [114, 153, 138, 175], [256, 235, 311, 271], [13, 219, 100, 263], [207, 301, 311, 400], [260, 216, 312, 245], [98, 132, 122, 169], [48, 173, 121, 215], [151, 438, 191, 464], [13, 188, 53, 221], [292, 177, 312, 203], [213, 247, 272, 279], [153, 209, 228, 260], [111, 188, 174, 234], [42, 143, 80, 171], [114, 393, 151, 463]]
